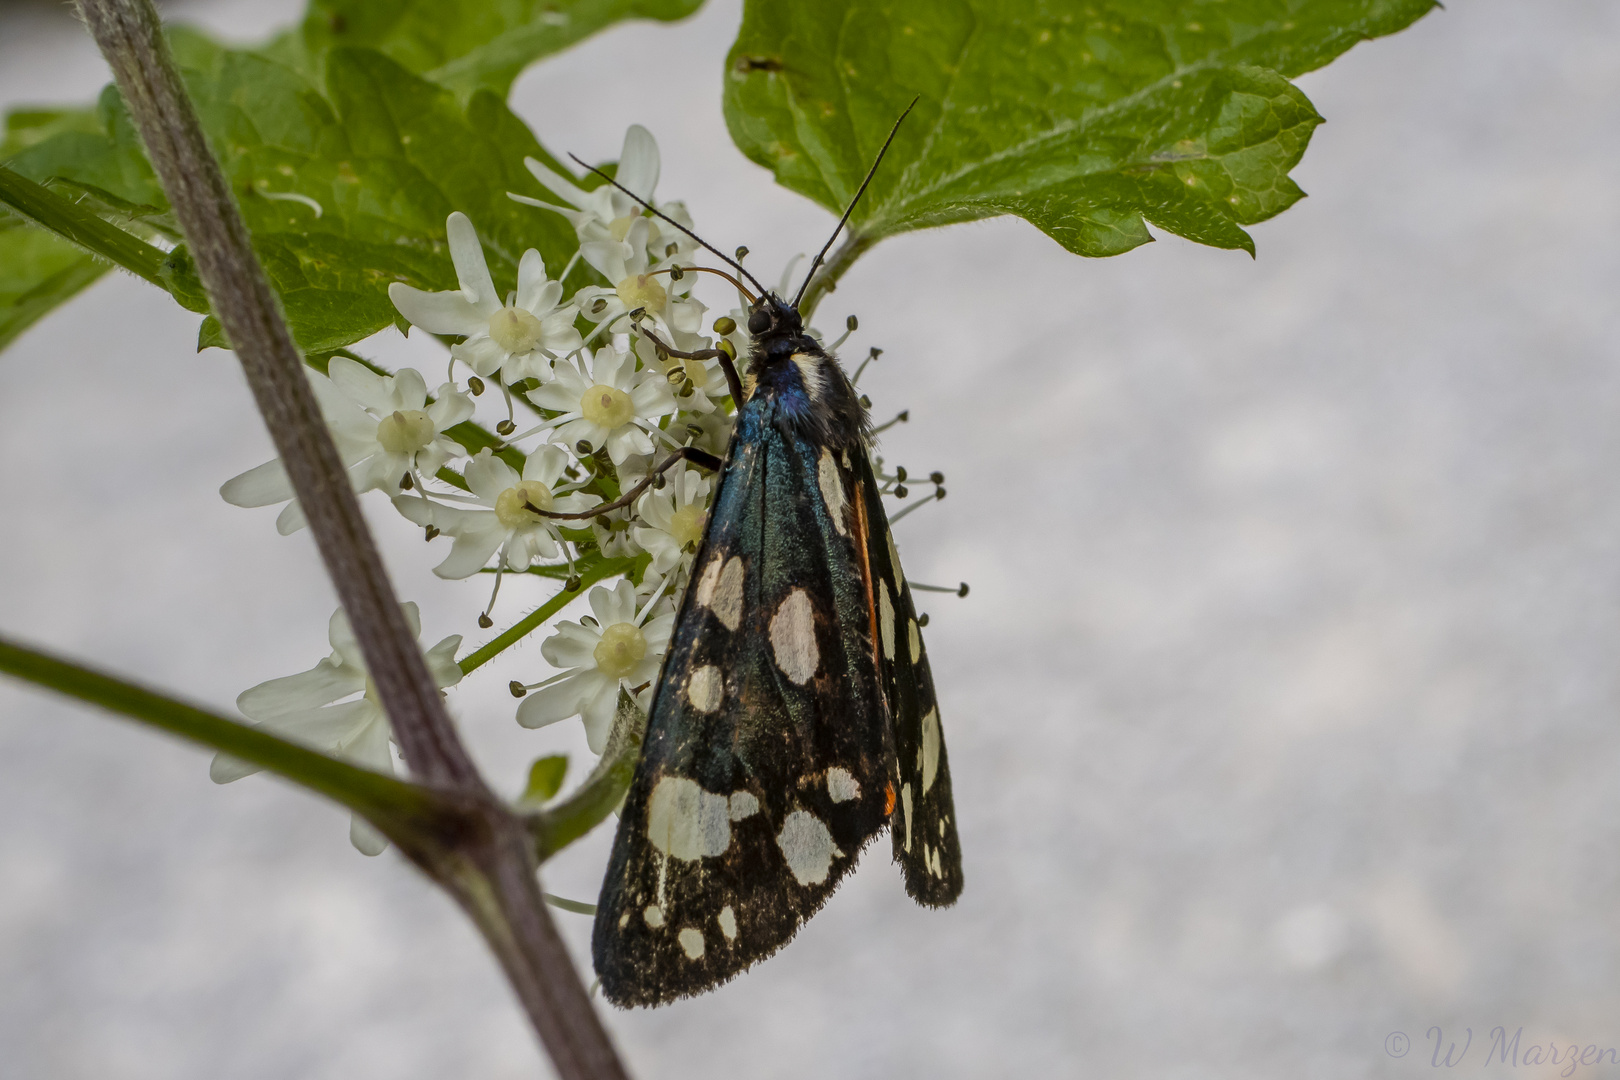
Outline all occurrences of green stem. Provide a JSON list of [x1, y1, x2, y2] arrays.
[[798, 230, 877, 323], [530, 740, 637, 862], [0, 165, 170, 287], [0, 635, 445, 827], [529, 691, 645, 863], [459, 555, 636, 675]]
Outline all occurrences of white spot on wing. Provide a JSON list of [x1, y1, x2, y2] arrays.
[[909, 619, 921, 663], [693, 554, 723, 607], [644, 905, 665, 928], [901, 783, 913, 853], [647, 776, 732, 861], [818, 450, 847, 536], [769, 588, 819, 683], [728, 791, 760, 820], [878, 582, 896, 660], [775, 810, 843, 886], [710, 556, 745, 630], [678, 927, 706, 959], [826, 767, 860, 803], [920, 708, 941, 793], [718, 905, 737, 941], [687, 664, 723, 713], [886, 529, 903, 585]]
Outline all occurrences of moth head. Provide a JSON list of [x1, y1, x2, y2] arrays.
[[746, 294, 803, 351]]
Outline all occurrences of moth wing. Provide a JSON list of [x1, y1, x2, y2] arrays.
[[592, 411, 894, 1007], [850, 450, 964, 905]]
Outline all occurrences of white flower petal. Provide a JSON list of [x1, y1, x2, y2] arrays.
[[508, 191, 594, 232], [275, 500, 308, 535], [350, 815, 390, 856], [464, 449, 519, 504], [434, 521, 508, 579], [595, 579, 640, 626], [209, 751, 261, 784], [341, 713, 395, 773], [539, 308, 582, 353], [604, 425, 652, 465], [541, 621, 601, 670], [258, 698, 377, 752], [220, 458, 292, 508], [447, 211, 499, 312], [580, 239, 630, 282], [424, 635, 464, 688], [451, 334, 508, 377], [237, 658, 364, 720], [392, 494, 436, 527], [617, 125, 661, 204], [522, 444, 569, 485], [391, 368, 429, 411], [580, 682, 622, 754], [529, 381, 579, 413], [327, 357, 394, 413], [428, 385, 475, 429], [517, 671, 606, 729], [387, 282, 486, 336], [524, 157, 592, 211], [516, 248, 549, 311]]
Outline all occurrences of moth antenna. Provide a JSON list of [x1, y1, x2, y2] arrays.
[[566, 153, 767, 301], [791, 96, 920, 311]]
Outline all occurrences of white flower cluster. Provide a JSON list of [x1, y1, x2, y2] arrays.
[[216, 127, 776, 850], [215, 126, 944, 856]]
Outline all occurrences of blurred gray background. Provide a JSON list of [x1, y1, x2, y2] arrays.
[[4, 0, 1619, 1076]]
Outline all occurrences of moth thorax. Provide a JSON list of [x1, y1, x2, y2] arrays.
[[494, 481, 553, 527], [581, 383, 633, 428], [488, 306, 545, 353], [375, 409, 434, 453], [667, 504, 704, 549], [615, 272, 667, 313], [594, 622, 647, 679]]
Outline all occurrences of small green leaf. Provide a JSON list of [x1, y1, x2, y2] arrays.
[[297, 0, 707, 99], [0, 215, 106, 352], [724, 0, 1437, 262], [523, 754, 569, 803]]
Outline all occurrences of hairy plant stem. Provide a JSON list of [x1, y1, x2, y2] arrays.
[[798, 230, 876, 323], [70, 1, 630, 1076], [0, 165, 170, 286]]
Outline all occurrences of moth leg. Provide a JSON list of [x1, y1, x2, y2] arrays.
[[527, 445, 723, 521], [638, 327, 745, 407]]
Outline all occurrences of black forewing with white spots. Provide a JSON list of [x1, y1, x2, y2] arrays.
[[851, 452, 965, 906], [591, 397, 895, 1008]]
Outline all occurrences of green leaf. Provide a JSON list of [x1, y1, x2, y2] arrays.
[[0, 215, 106, 352], [296, 0, 706, 99], [161, 31, 590, 354], [523, 754, 569, 803], [724, 0, 1437, 266], [3, 86, 170, 223], [0, 96, 175, 352]]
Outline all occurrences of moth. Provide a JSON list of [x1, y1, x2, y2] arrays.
[[559, 106, 963, 1007]]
